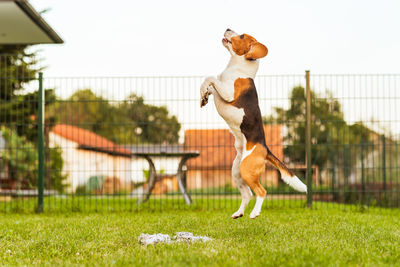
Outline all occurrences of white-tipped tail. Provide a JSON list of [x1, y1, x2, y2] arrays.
[[281, 175, 307, 193]]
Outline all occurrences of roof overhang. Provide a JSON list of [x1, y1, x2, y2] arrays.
[[0, 0, 63, 44]]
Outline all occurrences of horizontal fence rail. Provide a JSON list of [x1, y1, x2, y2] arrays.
[[1, 57, 399, 212]]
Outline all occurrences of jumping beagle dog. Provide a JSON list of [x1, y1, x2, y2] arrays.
[[200, 29, 307, 219]]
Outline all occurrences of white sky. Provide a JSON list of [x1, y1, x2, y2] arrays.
[[30, 0, 400, 77]]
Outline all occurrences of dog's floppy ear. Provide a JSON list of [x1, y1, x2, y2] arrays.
[[245, 42, 268, 60]]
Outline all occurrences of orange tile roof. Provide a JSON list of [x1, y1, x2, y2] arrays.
[[184, 125, 283, 170], [51, 124, 131, 157]]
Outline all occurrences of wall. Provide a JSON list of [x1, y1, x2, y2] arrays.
[[49, 133, 132, 192]]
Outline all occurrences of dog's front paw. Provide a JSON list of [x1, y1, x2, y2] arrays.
[[200, 90, 211, 107], [200, 84, 212, 108], [200, 95, 209, 107]]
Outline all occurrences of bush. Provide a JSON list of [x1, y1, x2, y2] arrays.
[[0, 127, 68, 192]]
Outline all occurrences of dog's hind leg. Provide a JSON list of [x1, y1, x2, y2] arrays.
[[240, 144, 267, 219], [231, 140, 252, 219]]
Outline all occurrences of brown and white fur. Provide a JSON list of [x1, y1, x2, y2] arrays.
[[200, 29, 307, 219]]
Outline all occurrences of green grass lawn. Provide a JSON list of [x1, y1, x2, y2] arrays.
[[1, 201, 400, 266]]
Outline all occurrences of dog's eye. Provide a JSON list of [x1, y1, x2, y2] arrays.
[[240, 34, 244, 39]]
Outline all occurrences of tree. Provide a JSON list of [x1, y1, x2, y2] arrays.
[[50, 89, 119, 140], [0, 127, 37, 190], [52, 89, 181, 144], [0, 46, 41, 140], [0, 45, 38, 100], [0, 46, 66, 192], [120, 93, 181, 144], [0, 127, 68, 192], [264, 86, 373, 170]]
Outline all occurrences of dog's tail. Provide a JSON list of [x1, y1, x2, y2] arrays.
[[266, 151, 307, 193]]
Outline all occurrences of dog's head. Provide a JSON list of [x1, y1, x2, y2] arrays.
[[222, 29, 268, 60]]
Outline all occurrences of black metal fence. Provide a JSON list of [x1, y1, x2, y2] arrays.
[[1, 55, 399, 212]]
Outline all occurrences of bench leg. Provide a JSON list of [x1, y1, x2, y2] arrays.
[[137, 156, 157, 204], [177, 156, 192, 205]]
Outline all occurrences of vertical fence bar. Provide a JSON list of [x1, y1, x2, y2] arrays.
[[37, 72, 44, 213], [305, 70, 312, 208], [381, 134, 386, 203], [344, 146, 350, 187], [361, 140, 365, 205], [331, 145, 337, 201]]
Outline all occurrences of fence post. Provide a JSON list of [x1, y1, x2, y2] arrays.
[[37, 72, 44, 213], [305, 70, 312, 208], [361, 140, 365, 205], [381, 134, 386, 201]]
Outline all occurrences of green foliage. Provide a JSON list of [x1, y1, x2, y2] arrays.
[[0, 46, 67, 192], [45, 145, 68, 192], [0, 127, 67, 192], [0, 127, 37, 189], [51, 89, 181, 144], [0, 46, 39, 101], [50, 89, 122, 140], [0, 88, 57, 142], [0, 47, 50, 142], [75, 185, 91, 195], [0, 46, 58, 142], [120, 93, 181, 144], [264, 86, 373, 169]]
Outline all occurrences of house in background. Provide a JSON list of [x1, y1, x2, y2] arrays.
[[49, 124, 133, 193], [184, 125, 284, 190], [50, 125, 183, 194], [49, 124, 289, 194]]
